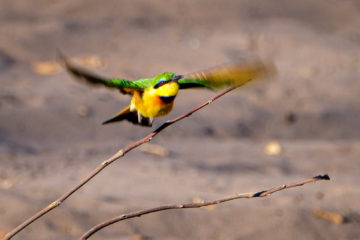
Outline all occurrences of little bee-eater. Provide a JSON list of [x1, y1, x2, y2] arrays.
[[61, 55, 273, 127]]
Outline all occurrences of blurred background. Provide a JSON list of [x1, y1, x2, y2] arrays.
[[0, 0, 359, 239]]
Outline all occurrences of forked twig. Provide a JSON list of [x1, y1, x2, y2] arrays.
[[3, 86, 238, 240], [80, 174, 330, 240]]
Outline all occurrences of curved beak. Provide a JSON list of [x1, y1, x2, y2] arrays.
[[171, 75, 183, 82]]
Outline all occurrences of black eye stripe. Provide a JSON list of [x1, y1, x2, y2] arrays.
[[153, 75, 181, 89]]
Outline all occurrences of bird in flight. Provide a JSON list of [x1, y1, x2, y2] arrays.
[[61, 54, 273, 127]]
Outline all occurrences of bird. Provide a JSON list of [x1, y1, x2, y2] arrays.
[[60, 54, 273, 127]]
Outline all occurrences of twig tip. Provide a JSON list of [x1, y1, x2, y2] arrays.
[[314, 174, 330, 180]]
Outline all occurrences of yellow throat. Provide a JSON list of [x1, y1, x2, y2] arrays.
[[131, 82, 179, 117]]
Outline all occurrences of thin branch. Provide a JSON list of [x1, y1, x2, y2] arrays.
[[80, 174, 330, 240], [2, 86, 239, 240]]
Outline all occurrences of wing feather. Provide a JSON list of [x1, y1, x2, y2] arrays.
[[58, 52, 146, 94], [178, 60, 274, 89]]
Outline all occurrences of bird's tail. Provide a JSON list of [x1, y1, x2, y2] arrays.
[[102, 105, 152, 127]]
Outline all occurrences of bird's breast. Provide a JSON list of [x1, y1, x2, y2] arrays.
[[131, 87, 178, 118]]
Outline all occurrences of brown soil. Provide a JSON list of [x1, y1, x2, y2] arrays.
[[0, 0, 359, 239]]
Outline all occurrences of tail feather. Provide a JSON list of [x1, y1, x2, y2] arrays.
[[102, 106, 152, 127]]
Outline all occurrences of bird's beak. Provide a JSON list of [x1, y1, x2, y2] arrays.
[[171, 75, 183, 82]]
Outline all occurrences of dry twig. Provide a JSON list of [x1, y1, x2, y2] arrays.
[[80, 174, 330, 240], [3, 86, 238, 240]]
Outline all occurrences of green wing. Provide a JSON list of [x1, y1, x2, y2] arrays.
[[59, 53, 149, 94], [178, 60, 274, 89]]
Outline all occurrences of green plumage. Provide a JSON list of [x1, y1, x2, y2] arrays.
[[108, 78, 152, 89], [60, 52, 274, 126], [60, 50, 272, 92]]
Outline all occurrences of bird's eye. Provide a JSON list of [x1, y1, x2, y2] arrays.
[[158, 78, 167, 84], [154, 78, 167, 89]]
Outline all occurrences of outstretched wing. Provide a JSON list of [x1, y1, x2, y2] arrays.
[[59, 53, 149, 94], [178, 60, 274, 89]]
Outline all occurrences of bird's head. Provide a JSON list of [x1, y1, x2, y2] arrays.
[[152, 72, 183, 103]]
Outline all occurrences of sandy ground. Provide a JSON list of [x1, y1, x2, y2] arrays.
[[0, 0, 360, 239]]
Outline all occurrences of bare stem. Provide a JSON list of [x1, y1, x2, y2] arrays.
[[2, 86, 238, 240], [80, 174, 330, 240]]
